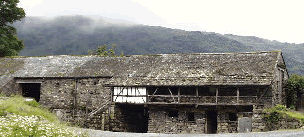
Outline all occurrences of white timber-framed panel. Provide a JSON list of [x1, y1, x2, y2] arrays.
[[113, 87, 147, 103]]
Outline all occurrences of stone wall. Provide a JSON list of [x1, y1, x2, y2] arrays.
[[3, 76, 290, 133], [0, 78, 21, 96], [217, 107, 252, 133], [15, 78, 112, 129], [265, 117, 303, 130], [148, 106, 205, 134], [217, 111, 238, 133], [271, 65, 288, 106], [147, 106, 254, 134], [252, 105, 303, 131], [252, 105, 267, 132]]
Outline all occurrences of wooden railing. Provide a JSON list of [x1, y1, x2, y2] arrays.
[[147, 95, 266, 105], [112, 86, 273, 105]]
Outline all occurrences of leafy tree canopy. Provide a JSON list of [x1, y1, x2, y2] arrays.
[[0, 0, 25, 57], [88, 44, 123, 57], [286, 74, 304, 108]]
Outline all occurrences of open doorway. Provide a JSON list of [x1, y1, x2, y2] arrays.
[[20, 83, 41, 102], [115, 104, 149, 133], [206, 111, 217, 134]]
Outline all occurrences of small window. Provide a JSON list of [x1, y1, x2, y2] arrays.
[[168, 110, 178, 118], [187, 112, 195, 122], [228, 113, 237, 121]]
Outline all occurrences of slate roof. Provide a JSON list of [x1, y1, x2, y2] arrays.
[[0, 51, 284, 87]]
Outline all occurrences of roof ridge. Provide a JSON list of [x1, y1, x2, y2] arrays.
[[130, 50, 281, 57], [1, 50, 282, 58]]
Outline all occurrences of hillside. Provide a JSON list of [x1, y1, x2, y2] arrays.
[[13, 16, 304, 75]]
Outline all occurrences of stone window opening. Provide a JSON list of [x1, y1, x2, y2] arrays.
[[187, 112, 195, 122], [168, 110, 178, 118], [20, 83, 41, 102], [228, 113, 237, 121]]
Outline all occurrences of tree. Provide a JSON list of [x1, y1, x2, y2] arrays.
[[286, 74, 304, 108], [0, 0, 25, 57], [88, 44, 123, 57]]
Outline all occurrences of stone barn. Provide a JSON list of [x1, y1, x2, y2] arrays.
[[0, 51, 288, 134]]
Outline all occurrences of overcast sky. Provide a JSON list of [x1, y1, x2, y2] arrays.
[[19, 0, 304, 44]]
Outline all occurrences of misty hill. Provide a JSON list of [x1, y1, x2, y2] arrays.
[[13, 16, 304, 75]]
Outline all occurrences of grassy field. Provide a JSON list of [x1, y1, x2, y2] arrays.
[[0, 95, 88, 137]]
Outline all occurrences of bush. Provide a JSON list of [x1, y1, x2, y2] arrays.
[[264, 105, 304, 124], [286, 74, 304, 108], [263, 105, 287, 124]]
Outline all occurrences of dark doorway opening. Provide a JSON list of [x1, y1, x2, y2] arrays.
[[116, 104, 149, 133], [296, 93, 304, 111], [206, 111, 217, 134], [21, 83, 41, 102]]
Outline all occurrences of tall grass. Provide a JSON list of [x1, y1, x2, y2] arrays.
[[0, 95, 88, 137], [0, 96, 59, 122]]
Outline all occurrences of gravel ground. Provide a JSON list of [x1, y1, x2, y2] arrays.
[[88, 130, 304, 137]]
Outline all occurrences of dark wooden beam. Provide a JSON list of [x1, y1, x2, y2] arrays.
[[216, 87, 218, 104], [145, 102, 256, 106], [237, 88, 239, 104], [167, 88, 176, 103], [196, 87, 199, 97], [178, 87, 181, 103]]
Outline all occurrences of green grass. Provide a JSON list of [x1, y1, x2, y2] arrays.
[[0, 95, 88, 137], [264, 105, 304, 124], [0, 95, 59, 123], [285, 111, 304, 122]]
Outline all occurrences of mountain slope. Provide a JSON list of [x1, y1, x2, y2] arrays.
[[223, 34, 304, 75], [13, 16, 304, 75]]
